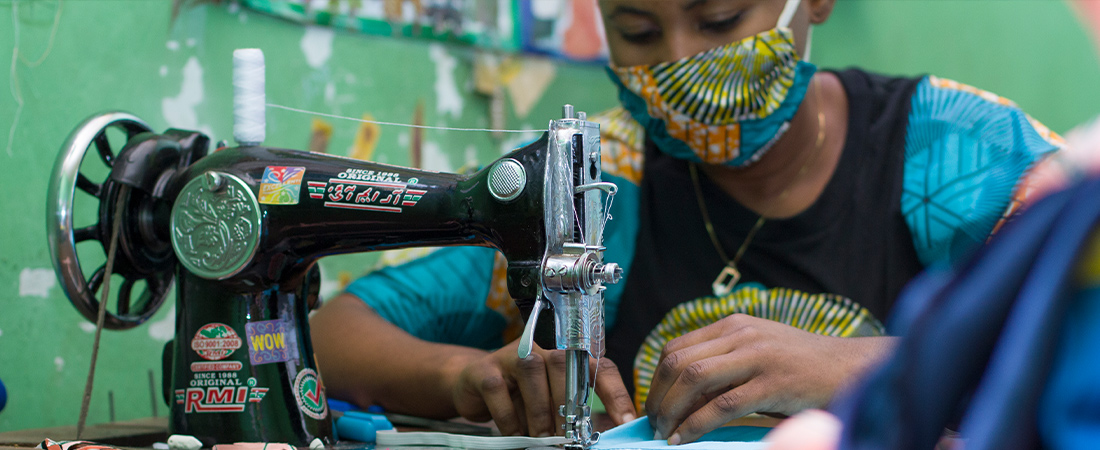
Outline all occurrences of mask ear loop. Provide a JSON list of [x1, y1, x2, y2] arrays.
[[804, 26, 814, 62], [778, 0, 802, 28]]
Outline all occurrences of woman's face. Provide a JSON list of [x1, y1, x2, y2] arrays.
[[599, 0, 811, 67]]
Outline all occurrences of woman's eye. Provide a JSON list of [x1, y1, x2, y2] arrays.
[[699, 12, 744, 33], [619, 28, 661, 44]]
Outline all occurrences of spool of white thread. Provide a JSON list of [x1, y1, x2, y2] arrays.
[[233, 48, 265, 146]]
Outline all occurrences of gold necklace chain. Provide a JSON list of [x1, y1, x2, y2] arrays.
[[690, 78, 828, 296]]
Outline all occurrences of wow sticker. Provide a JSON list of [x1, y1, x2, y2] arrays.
[[245, 320, 299, 365]]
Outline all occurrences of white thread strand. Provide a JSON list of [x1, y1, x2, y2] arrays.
[[233, 48, 266, 145], [266, 103, 543, 134]]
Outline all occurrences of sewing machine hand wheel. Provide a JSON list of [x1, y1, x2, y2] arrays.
[[47, 112, 174, 330]]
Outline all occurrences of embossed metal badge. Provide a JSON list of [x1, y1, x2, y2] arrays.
[[171, 172, 262, 280]]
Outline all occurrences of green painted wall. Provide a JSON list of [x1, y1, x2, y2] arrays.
[[1, 0, 1098, 433]]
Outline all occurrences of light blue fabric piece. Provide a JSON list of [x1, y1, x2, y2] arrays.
[[344, 172, 641, 348], [593, 417, 770, 450], [902, 77, 1059, 266]]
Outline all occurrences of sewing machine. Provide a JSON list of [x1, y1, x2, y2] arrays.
[[46, 87, 619, 447]]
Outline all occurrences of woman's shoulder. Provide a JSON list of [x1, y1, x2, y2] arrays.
[[900, 74, 1064, 266]]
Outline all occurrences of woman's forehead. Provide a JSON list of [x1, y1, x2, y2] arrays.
[[599, 0, 766, 14]]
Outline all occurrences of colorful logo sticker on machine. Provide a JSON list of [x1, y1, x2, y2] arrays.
[[308, 169, 427, 213], [292, 369, 328, 420], [258, 166, 306, 205], [174, 376, 268, 413], [191, 323, 242, 361], [245, 320, 300, 365]]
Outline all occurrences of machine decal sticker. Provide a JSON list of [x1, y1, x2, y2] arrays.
[[190, 361, 243, 372], [292, 369, 328, 420], [310, 175, 426, 213], [258, 166, 306, 205], [245, 320, 300, 365], [307, 181, 326, 199], [175, 376, 268, 413], [336, 168, 401, 182], [191, 323, 243, 361]]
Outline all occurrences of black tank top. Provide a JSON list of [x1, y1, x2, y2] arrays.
[[606, 69, 926, 394]]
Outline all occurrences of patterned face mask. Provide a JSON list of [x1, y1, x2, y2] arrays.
[[608, 0, 817, 167]]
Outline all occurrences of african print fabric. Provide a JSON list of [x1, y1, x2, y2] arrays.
[[632, 285, 884, 410], [609, 27, 815, 167]]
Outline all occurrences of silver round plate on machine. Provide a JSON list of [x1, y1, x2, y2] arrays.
[[488, 158, 527, 202]]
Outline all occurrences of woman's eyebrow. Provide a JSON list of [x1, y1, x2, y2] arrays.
[[605, 5, 658, 21], [682, 0, 710, 11]]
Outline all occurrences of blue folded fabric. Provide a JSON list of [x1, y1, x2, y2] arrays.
[[593, 417, 770, 450]]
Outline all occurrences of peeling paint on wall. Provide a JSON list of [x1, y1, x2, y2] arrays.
[[429, 44, 463, 118], [162, 56, 212, 138], [148, 308, 175, 342], [421, 141, 454, 173], [79, 322, 96, 333], [301, 26, 335, 69], [19, 268, 56, 298], [54, 357, 64, 373]]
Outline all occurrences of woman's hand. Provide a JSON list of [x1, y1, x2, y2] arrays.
[[645, 314, 895, 444], [450, 339, 637, 437]]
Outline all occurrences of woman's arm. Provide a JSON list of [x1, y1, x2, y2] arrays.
[[311, 293, 637, 437]]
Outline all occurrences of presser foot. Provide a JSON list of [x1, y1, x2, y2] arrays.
[[561, 405, 600, 450]]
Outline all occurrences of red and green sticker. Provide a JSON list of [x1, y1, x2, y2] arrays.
[[191, 323, 242, 361], [174, 376, 268, 413], [292, 369, 328, 420]]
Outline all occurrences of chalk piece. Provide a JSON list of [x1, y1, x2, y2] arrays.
[[167, 434, 202, 450], [153, 443, 169, 450], [309, 438, 324, 450]]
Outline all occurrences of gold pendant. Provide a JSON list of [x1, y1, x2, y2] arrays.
[[712, 264, 741, 297]]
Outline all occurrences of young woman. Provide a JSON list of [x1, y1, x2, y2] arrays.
[[310, 0, 1061, 444]]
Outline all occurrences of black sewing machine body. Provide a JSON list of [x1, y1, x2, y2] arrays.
[[48, 111, 615, 447]]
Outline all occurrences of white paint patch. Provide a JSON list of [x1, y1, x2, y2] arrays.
[[531, 1, 563, 19], [429, 44, 463, 118], [300, 26, 335, 69], [54, 356, 64, 372], [162, 57, 213, 138], [159, 65, 168, 77], [166, 40, 180, 51], [319, 276, 340, 305], [239, 12, 248, 23], [360, 1, 384, 17], [19, 268, 56, 298], [464, 145, 477, 169], [421, 141, 454, 173], [324, 82, 336, 103], [186, 38, 197, 48], [344, 73, 357, 84], [148, 308, 175, 341], [227, 1, 240, 13], [79, 322, 96, 333], [0, 328, 4, 338], [497, 0, 514, 41], [397, 132, 409, 147]]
